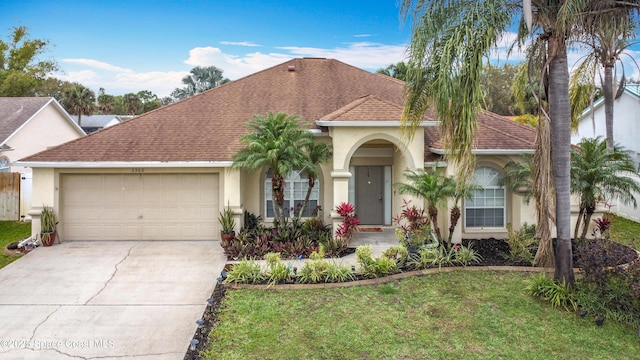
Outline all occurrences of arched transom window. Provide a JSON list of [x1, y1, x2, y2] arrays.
[[465, 166, 505, 228], [265, 169, 319, 218]]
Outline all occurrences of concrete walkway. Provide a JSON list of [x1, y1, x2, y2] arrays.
[[0, 241, 226, 359]]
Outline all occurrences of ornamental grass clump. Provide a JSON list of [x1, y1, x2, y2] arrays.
[[224, 259, 264, 284], [356, 245, 399, 278]]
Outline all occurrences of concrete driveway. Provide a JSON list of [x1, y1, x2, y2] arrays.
[[0, 241, 226, 359]]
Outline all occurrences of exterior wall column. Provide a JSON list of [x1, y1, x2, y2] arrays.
[[223, 168, 242, 234], [330, 170, 351, 233], [28, 167, 56, 239]]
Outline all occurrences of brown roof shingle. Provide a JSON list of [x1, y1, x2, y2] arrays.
[[20, 58, 535, 164], [424, 110, 536, 153], [22, 58, 406, 163]]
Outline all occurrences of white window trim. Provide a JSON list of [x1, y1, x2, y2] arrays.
[[264, 169, 319, 219], [464, 166, 506, 230]]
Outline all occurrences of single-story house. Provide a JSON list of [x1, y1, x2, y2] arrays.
[[19, 58, 541, 243], [71, 114, 135, 134], [0, 97, 85, 220], [572, 84, 640, 168]]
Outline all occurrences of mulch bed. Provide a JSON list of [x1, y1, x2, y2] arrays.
[[187, 238, 638, 358]]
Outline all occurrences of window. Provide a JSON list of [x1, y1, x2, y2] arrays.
[[0, 157, 9, 173], [465, 166, 505, 228], [265, 169, 319, 218]]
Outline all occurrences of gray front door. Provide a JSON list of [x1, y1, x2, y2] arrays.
[[355, 166, 384, 224]]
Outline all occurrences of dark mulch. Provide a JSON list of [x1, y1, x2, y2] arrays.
[[463, 238, 638, 268], [187, 238, 638, 358]]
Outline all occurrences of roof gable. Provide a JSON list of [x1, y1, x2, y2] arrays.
[[0, 97, 54, 144]]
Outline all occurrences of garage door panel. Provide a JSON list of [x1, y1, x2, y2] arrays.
[[62, 173, 219, 241]]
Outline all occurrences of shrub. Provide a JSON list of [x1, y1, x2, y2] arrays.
[[525, 273, 577, 311], [335, 202, 360, 245], [296, 248, 353, 283], [393, 200, 431, 248], [264, 252, 292, 286], [356, 245, 399, 278], [453, 243, 483, 267], [505, 223, 537, 265], [224, 259, 264, 284]]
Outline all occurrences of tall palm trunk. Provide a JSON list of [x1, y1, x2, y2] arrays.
[[448, 205, 461, 243], [603, 64, 615, 152], [427, 204, 441, 242], [272, 172, 285, 222], [298, 176, 316, 218], [580, 203, 596, 239], [548, 36, 575, 285], [573, 206, 585, 240], [533, 115, 555, 267]]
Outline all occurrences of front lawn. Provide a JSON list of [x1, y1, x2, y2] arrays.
[[610, 215, 640, 251], [204, 271, 640, 360], [0, 221, 31, 269]]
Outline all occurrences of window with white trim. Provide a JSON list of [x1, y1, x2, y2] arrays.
[[265, 169, 319, 218], [465, 166, 505, 228], [0, 157, 9, 173]]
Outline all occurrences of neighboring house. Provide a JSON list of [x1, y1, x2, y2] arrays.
[[572, 84, 640, 168], [18, 58, 539, 242], [572, 84, 640, 221], [0, 97, 85, 220], [71, 115, 135, 134]]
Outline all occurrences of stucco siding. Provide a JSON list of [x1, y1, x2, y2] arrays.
[[6, 103, 83, 173]]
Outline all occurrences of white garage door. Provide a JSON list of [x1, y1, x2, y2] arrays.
[[61, 173, 219, 240]]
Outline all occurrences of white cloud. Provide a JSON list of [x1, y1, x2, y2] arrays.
[[220, 41, 261, 47], [278, 42, 408, 69], [54, 42, 412, 97], [354, 34, 373, 38]]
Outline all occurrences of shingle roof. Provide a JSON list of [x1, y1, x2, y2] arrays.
[[320, 94, 435, 122], [424, 110, 536, 152], [0, 97, 54, 144], [20, 58, 535, 164], [22, 58, 406, 163]]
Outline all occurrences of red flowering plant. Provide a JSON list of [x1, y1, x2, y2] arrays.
[[334, 202, 360, 245], [393, 200, 431, 248]]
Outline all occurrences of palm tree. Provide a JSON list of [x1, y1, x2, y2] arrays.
[[571, 137, 640, 239], [172, 66, 230, 100], [232, 112, 314, 222], [571, 2, 638, 152], [395, 167, 457, 242], [298, 141, 332, 218], [397, 0, 638, 283], [376, 62, 408, 81], [62, 83, 95, 127]]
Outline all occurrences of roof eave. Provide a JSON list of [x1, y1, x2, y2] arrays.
[[315, 120, 439, 127], [429, 148, 535, 155], [14, 161, 234, 168]]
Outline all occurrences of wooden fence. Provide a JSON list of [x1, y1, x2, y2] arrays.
[[0, 172, 20, 221]]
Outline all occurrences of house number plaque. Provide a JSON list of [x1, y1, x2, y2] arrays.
[[131, 168, 144, 173]]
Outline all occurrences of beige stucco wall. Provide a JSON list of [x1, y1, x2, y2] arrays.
[[5, 103, 84, 174]]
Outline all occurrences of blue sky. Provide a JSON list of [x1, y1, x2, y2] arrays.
[[2, 1, 639, 98]]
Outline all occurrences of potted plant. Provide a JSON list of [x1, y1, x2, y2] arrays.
[[218, 205, 236, 242], [40, 206, 58, 246]]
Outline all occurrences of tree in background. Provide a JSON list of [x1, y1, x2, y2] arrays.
[[479, 63, 522, 116], [97, 88, 115, 114], [171, 66, 230, 100], [61, 83, 95, 127], [570, 2, 638, 152], [376, 62, 408, 81], [0, 26, 57, 96], [121, 93, 143, 115]]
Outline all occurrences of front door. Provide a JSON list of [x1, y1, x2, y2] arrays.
[[355, 166, 384, 224]]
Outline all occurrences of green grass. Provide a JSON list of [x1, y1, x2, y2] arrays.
[[610, 216, 640, 251], [0, 221, 31, 269], [204, 271, 640, 360]]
